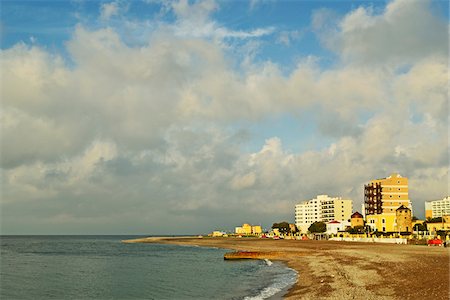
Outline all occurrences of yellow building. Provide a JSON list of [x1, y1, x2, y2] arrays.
[[235, 223, 262, 235], [350, 212, 364, 228], [364, 173, 412, 232], [252, 225, 262, 234], [427, 216, 450, 232]]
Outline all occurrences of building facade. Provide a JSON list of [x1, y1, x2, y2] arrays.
[[295, 195, 353, 233], [350, 212, 364, 228], [425, 196, 450, 219], [426, 215, 450, 232], [326, 220, 351, 235], [395, 205, 412, 233], [364, 173, 412, 232], [235, 223, 262, 235]]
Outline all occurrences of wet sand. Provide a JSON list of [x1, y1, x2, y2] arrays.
[[123, 237, 449, 299]]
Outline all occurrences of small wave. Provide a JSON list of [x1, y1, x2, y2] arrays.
[[243, 266, 297, 300], [264, 259, 273, 266]]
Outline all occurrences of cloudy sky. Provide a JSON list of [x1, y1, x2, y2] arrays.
[[1, 0, 448, 234]]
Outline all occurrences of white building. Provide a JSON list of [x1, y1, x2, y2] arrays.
[[295, 195, 353, 233], [425, 196, 450, 218], [326, 220, 351, 235]]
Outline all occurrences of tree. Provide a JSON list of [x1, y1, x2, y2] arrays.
[[428, 217, 443, 223], [413, 223, 427, 232], [308, 221, 326, 233], [272, 222, 291, 234], [346, 226, 365, 234]]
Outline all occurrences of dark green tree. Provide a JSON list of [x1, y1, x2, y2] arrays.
[[346, 225, 365, 234], [308, 221, 326, 233], [272, 222, 291, 234], [428, 217, 443, 223], [413, 223, 427, 231]]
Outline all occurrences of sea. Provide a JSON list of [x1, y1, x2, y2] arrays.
[[0, 236, 297, 300]]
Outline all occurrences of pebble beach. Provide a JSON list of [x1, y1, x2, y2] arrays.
[[123, 237, 449, 299]]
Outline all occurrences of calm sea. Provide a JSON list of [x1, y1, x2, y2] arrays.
[[0, 236, 297, 300]]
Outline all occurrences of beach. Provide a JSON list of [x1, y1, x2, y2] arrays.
[[123, 237, 449, 299]]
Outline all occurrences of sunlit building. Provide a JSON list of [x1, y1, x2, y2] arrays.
[[364, 173, 412, 232], [295, 195, 353, 233], [425, 196, 450, 219], [235, 223, 262, 235]]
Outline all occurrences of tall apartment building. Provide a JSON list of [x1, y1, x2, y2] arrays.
[[425, 196, 450, 218], [364, 173, 412, 232], [295, 195, 353, 233]]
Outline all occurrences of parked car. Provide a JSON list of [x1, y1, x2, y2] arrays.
[[427, 237, 443, 246]]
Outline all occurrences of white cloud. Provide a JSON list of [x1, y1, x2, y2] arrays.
[[100, 2, 119, 21], [0, 0, 448, 233], [230, 172, 256, 190], [169, 0, 274, 40], [313, 0, 448, 66]]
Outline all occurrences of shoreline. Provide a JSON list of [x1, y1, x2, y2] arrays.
[[122, 236, 449, 299]]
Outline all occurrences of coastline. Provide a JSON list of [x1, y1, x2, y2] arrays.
[[122, 237, 449, 299]]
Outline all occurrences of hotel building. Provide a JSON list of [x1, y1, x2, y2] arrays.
[[295, 195, 353, 233], [425, 196, 450, 219], [364, 173, 412, 232]]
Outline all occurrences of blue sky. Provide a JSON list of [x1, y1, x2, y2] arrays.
[[1, 0, 449, 234]]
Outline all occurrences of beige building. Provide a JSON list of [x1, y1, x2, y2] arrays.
[[395, 205, 412, 233], [295, 195, 353, 233], [235, 223, 262, 235], [364, 173, 412, 232], [425, 196, 450, 219]]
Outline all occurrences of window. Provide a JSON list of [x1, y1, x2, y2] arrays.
[[382, 227, 386, 231], [382, 219, 385, 223]]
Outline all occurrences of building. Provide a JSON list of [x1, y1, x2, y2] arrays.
[[235, 223, 262, 235], [350, 212, 364, 228], [364, 173, 412, 232], [252, 225, 262, 234], [425, 196, 450, 219], [426, 215, 450, 232], [394, 205, 412, 233], [326, 220, 350, 235], [211, 231, 226, 237], [295, 195, 353, 233]]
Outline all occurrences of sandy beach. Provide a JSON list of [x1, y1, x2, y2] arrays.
[[123, 237, 449, 299]]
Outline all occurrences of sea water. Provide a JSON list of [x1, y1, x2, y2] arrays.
[[0, 236, 297, 299]]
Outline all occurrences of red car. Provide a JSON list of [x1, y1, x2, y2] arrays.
[[427, 238, 443, 246]]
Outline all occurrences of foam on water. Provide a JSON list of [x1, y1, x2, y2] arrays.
[[244, 263, 298, 300], [264, 259, 273, 266]]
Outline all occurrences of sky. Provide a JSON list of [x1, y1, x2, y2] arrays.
[[1, 0, 449, 235]]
